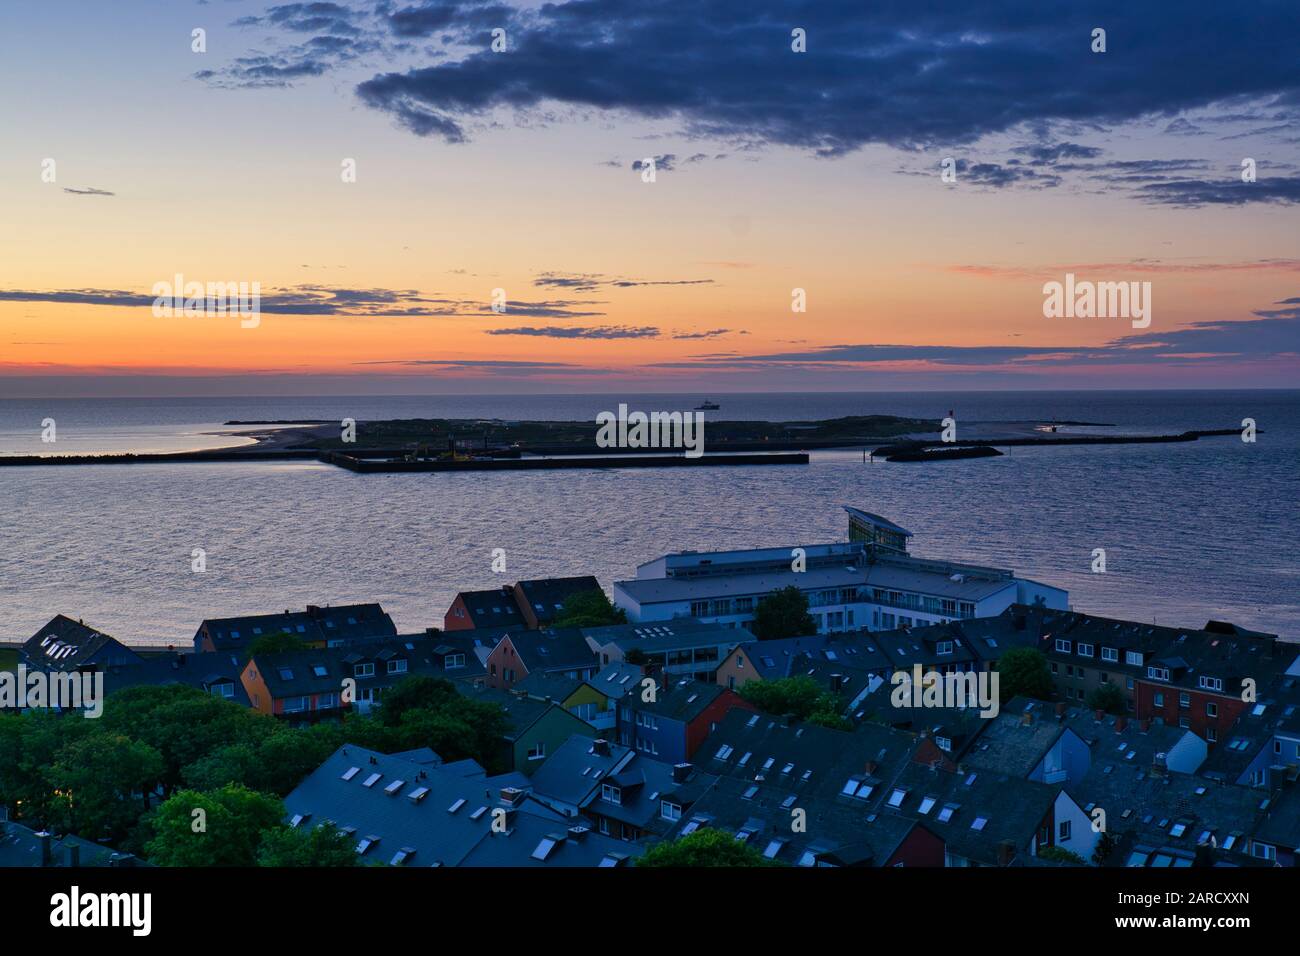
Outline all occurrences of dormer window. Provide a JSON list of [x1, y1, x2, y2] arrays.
[[1147, 666, 1170, 682], [601, 784, 622, 805], [387, 659, 408, 675], [1125, 651, 1142, 666], [1198, 676, 1223, 692], [660, 801, 682, 821], [1077, 643, 1094, 658], [355, 662, 375, 678], [936, 641, 953, 656], [1054, 639, 1071, 653], [1101, 647, 1118, 662]]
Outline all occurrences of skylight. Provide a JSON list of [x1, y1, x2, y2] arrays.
[[384, 780, 405, 796], [971, 817, 988, 831], [362, 772, 382, 788], [341, 766, 360, 781], [448, 798, 466, 813]]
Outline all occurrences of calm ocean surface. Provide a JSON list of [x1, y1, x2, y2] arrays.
[[1, 390, 1296, 645]]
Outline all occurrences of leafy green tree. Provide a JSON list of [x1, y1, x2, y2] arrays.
[[243, 630, 308, 660], [740, 676, 845, 726], [45, 733, 165, 841], [376, 675, 459, 727], [636, 828, 779, 867], [1086, 682, 1125, 716], [750, 587, 817, 641], [552, 589, 627, 628], [257, 824, 358, 867], [624, 648, 649, 666], [144, 785, 284, 867], [995, 647, 1054, 703], [101, 685, 269, 796]]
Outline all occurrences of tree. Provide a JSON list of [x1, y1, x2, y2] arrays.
[[995, 647, 1054, 703], [101, 685, 269, 796], [257, 824, 358, 867], [243, 630, 308, 660], [144, 784, 284, 867], [1092, 829, 1118, 866], [750, 586, 817, 641], [45, 733, 165, 842], [1086, 682, 1125, 716], [636, 828, 778, 867], [553, 589, 627, 628], [376, 676, 459, 727], [740, 676, 844, 727]]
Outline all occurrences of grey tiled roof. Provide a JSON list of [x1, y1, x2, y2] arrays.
[[22, 615, 141, 672]]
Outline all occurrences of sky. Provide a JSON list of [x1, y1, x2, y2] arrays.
[[1, 0, 1299, 396]]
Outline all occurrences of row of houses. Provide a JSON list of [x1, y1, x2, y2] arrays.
[[9, 506, 1297, 867]]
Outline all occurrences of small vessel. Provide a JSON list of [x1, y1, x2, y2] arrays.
[[695, 399, 721, 410]]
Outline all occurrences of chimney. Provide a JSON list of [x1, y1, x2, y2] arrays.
[[500, 787, 525, 806], [830, 673, 845, 693], [672, 762, 692, 784], [38, 831, 52, 867], [1115, 716, 1128, 732], [864, 760, 878, 776], [1021, 710, 1034, 727], [1055, 702, 1067, 717], [1093, 708, 1103, 720], [1152, 752, 1168, 775], [997, 840, 1016, 866], [67, 844, 80, 867], [1139, 719, 1151, 733], [592, 739, 610, 757], [567, 825, 588, 841]]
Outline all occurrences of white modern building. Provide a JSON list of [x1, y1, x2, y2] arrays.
[[612, 507, 1068, 634]]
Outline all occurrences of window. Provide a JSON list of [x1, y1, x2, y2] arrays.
[[444, 653, 466, 670], [888, 788, 907, 808], [1154, 693, 1164, 708], [527, 742, 546, 761], [354, 662, 375, 678], [1055, 639, 1071, 653], [1077, 643, 1094, 658], [936, 641, 953, 655], [1059, 820, 1071, 841], [1147, 666, 1170, 681], [209, 682, 234, 699], [1101, 647, 1118, 662], [937, 804, 957, 823], [1125, 651, 1142, 666], [1179, 693, 1190, 709], [601, 784, 622, 805], [918, 796, 936, 815], [661, 801, 682, 821], [387, 659, 408, 675], [312, 664, 328, 678], [1199, 676, 1223, 692], [1206, 702, 1218, 718]]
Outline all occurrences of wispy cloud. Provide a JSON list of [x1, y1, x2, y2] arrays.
[[62, 186, 114, 196]]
